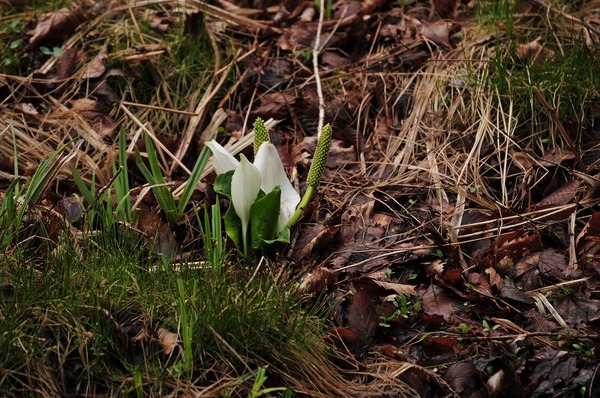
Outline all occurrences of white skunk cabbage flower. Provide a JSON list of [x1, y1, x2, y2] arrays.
[[205, 140, 301, 236]]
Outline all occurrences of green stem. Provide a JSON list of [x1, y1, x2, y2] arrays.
[[287, 186, 315, 229]]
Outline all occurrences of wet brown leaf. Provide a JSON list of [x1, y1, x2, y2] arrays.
[[517, 36, 543, 61]]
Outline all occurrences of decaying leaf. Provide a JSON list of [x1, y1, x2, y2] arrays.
[[420, 284, 454, 323], [297, 266, 337, 296], [347, 287, 378, 351], [576, 212, 600, 258], [370, 279, 416, 296], [27, 7, 87, 50], [421, 20, 452, 48], [534, 179, 580, 208]]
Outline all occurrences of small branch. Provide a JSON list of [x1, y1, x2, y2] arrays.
[[313, 0, 326, 137]]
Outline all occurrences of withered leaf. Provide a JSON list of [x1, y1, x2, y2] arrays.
[[28, 7, 87, 50], [422, 20, 452, 48], [420, 284, 454, 323], [347, 288, 378, 349], [156, 327, 179, 356], [576, 212, 600, 256], [535, 179, 580, 208], [370, 280, 416, 296], [443, 361, 480, 393]]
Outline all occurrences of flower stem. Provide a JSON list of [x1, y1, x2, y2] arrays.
[[286, 186, 315, 228]]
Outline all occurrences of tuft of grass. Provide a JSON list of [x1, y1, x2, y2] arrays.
[[477, 0, 600, 147], [0, 223, 325, 396]]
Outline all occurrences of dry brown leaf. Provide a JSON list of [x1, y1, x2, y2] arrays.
[[422, 20, 452, 48], [82, 50, 107, 79], [433, 0, 459, 19], [517, 36, 543, 61], [347, 288, 378, 349], [156, 327, 179, 356], [534, 179, 581, 208], [371, 280, 416, 296], [420, 284, 454, 323], [576, 212, 600, 257], [27, 7, 87, 50]]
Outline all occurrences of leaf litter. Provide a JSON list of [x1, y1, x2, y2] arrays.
[[2, 0, 600, 396]]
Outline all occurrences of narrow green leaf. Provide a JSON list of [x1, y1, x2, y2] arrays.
[[177, 144, 211, 215]]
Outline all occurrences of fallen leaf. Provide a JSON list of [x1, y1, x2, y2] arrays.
[[347, 287, 378, 351], [370, 280, 416, 296], [27, 7, 87, 50], [534, 179, 580, 208], [517, 36, 542, 61], [156, 327, 179, 356], [422, 20, 452, 48], [443, 361, 481, 393], [420, 284, 454, 323], [82, 50, 107, 79]]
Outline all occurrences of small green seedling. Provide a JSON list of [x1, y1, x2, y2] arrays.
[[482, 320, 500, 333]]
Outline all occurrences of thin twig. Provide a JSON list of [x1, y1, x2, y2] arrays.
[[313, 0, 326, 137]]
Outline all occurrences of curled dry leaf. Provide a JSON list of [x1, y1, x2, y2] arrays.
[[370, 280, 416, 296], [576, 212, 600, 257], [82, 50, 107, 79], [297, 267, 336, 296], [517, 36, 542, 61], [156, 327, 179, 356]]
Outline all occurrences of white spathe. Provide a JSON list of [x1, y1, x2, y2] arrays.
[[231, 154, 261, 252], [206, 140, 301, 235]]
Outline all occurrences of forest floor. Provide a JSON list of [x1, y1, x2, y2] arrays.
[[2, 0, 600, 397]]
